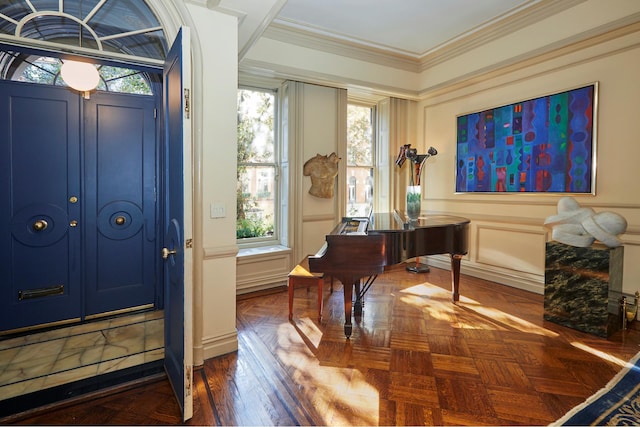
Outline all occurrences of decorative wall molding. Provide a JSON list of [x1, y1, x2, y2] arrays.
[[203, 244, 239, 260], [239, 57, 420, 101], [419, 20, 640, 101], [263, 23, 419, 72], [244, 10, 640, 101], [263, 0, 586, 73], [303, 214, 337, 223], [419, 0, 588, 70], [474, 224, 547, 276]]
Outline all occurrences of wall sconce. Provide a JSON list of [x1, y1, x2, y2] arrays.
[[60, 60, 100, 98]]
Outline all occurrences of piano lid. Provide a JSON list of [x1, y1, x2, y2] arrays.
[[368, 210, 470, 232]]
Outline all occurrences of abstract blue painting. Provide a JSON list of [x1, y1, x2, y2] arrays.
[[456, 84, 597, 193]]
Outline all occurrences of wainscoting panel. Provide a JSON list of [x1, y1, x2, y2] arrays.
[[302, 219, 336, 258], [236, 247, 292, 294], [621, 235, 640, 294], [475, 223, 547, 276]]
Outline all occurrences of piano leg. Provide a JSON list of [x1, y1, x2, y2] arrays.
[[344, 282, 353, 338], [353, 280, 363, 316], [450, 254, 463, 303]]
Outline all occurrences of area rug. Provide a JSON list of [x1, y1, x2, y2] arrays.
[[553, 351, 640, 425]]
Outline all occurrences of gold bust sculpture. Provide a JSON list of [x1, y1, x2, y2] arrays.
[[303, 152, 341, 198]]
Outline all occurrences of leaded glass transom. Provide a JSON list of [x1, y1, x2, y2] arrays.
[[0, 0, 167, 60], [0, 1, 166, 94]]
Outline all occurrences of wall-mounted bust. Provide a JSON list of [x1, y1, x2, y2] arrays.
[[303, 152, 341, 198]]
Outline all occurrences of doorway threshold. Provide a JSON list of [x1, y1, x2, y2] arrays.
[[0, 360, 165, 420], [0, 311, 164, 405]]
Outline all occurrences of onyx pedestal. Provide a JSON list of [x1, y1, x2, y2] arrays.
[[544, 241, 624, 338]]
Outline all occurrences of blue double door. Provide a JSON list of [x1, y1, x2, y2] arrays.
[[0, 81, 161, 332]]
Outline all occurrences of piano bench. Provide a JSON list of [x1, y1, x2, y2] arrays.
[[288, 255, 332, 321]]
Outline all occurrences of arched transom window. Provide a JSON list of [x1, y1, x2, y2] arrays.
[[0, 0, 167, 94], [1, 52, 155, 94], [0, 0, 167, 60]]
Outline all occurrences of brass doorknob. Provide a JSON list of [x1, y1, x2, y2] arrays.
[[32, 219, 48, 231], [162, 247, 177, 259], [115, 216, 126, 225]]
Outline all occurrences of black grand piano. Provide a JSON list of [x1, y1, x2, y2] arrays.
[[308, 210, 470, 338]]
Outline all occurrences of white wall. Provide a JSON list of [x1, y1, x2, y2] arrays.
[[185, 3, 240, 360], [298, 83, 347, 258], [418, 31, 640, 295]]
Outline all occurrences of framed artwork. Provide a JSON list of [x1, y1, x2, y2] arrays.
[[455, 83, 597, 194]]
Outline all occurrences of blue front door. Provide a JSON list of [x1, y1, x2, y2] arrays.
[[0, 80, 160, 332], [163, 26, 193, 422], [0, 82, 82, 330], [83, 92, 159, 316]]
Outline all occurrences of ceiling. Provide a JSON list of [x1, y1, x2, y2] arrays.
[[212, 0, 542, 60], [272, 0, 532, 58]]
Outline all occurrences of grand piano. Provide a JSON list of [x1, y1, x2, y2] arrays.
[[308, 210, 470, 338]]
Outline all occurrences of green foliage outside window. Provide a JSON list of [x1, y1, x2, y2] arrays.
[[8, 54, 152, 95], [237, 89, 276, 239]]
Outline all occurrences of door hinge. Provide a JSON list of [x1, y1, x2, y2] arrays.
[[154, 108, 157, 119], [186, 365, 192, 396], [184, 88, 190, 119], [185, 238, 193, 249]]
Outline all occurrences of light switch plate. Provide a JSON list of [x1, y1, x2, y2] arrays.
[[210, 202, 225, 218]]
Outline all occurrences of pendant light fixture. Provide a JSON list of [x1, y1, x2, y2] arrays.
[[60, 0, 99, 98], [60, 59, 100, 96]]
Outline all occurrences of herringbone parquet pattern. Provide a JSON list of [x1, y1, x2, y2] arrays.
[[9, 264, 640, 425]]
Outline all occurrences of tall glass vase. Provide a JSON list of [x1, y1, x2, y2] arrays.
[[406, 185, 421, 220]]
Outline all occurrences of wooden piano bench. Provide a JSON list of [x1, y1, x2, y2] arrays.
[[288, 255, 332, 321]]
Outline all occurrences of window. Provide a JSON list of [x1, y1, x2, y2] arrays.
[[0, 52, 153, 95], [0, 0, 167, 61], [346, 104, 375, 217], [237, 88, 278, 242]]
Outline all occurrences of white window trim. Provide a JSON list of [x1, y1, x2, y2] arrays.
[[237, 85, 284, 250]]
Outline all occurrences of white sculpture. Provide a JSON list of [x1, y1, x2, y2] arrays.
[[544, 197, 627, 247]]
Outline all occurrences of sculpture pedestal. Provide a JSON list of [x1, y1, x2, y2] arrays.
[[544, 242, 624, 338]]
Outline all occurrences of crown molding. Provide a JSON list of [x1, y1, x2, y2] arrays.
[[418, 16, 640, 100], [246, 1, 640, 100], [242, 16, 640, 103], [238, 58, 421, 100], [262, 24, 420, 72], [261, 0, 586, 73], [417, 0, 586, 71]]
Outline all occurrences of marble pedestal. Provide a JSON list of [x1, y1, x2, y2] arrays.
[[544, 241, 624, 338]]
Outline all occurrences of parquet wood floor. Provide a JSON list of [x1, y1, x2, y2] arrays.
[[8, 264, 640, 425]]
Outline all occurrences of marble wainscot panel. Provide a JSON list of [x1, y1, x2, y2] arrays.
[[544, 242, 624, 338], [0, 311, 164, 401]]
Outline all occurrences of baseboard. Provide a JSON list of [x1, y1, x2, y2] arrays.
[[202, 330, 238, 361], [426, 256, 544, 295]]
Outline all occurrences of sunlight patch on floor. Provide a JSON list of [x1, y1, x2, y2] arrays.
[[571, 342, 629, 367], [276, 322, 380, 426], [400, 282, 558, 337], [460, 300, 558, 337], [288, 316, 323, 349], [400, 283, 448, 297]]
